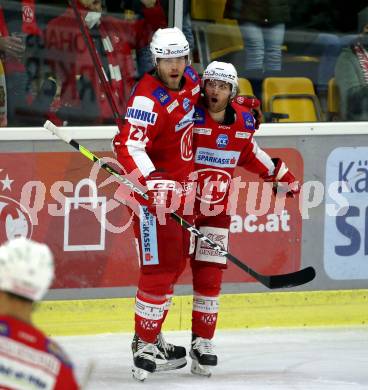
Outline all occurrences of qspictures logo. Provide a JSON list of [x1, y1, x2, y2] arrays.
[[0, 170, 33, 243], [0, 157, 135, 248]]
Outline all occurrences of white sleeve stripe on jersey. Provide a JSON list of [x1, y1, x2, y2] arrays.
[[127, 144, 156, 178], [251, 139, 275, 175]]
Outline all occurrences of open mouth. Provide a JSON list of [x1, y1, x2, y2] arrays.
[[211, 97, 218, 103]]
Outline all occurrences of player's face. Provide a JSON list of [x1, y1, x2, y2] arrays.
[[204, 80, 232, 113], [79, 0, 102, 11], [156, 57, 187, 90]]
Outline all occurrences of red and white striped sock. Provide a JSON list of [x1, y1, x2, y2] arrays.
[[192, 294, 219, 339], [135, 291, 166, 343]]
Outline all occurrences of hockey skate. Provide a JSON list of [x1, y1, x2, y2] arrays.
[[190, 335, 217, 377], [131, 333, 187, 381], [131, 334, 164, 381], [155, 332, 187, 371]]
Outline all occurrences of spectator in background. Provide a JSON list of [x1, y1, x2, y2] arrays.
[[285, 0, 363, 104], [106, 0, 168, 77], [0, 0, 46, 126], [0, 237, 79, 389], [335, 6, 368, 121], [106, 1, 193, 78], [44, 0, 166, 126], [224, 1, 289, 78]]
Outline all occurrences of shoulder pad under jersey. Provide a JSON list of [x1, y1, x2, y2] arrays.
[[184, 66, 199, 83], [232, 103, 256, 132], [151, 85, 172, 106], [46, 339, 74, 368], [0, 320, 9, 336], [194, 106, 206, 124]]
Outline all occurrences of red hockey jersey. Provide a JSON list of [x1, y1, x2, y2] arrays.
[[193, 100, 275, 210], [45, 5, 166, 123], [114, 66, 201, 188], [0, 315, 79, 390]]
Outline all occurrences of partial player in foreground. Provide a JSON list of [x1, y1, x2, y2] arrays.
[[0, 238, 80, 389], [189, 61, 300, 376], [113, 27, 200, 381]]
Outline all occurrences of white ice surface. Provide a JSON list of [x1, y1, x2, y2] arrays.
[[56, 327, 368, 389]]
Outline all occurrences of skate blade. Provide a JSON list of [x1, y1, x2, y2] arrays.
[[190, 359, 212, 377], [155, 357, 187, 372], [132, 366, 150, 381]]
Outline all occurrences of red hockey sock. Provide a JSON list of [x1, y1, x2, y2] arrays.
[[192, 294, 219, 339], [135, 291, 166, 343], [191, 262, 223, 339]]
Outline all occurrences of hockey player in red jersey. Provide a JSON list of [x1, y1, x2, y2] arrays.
[[112, 27, 201, 381], [189, 61, 300, 376], [0, 237, 79, 389]]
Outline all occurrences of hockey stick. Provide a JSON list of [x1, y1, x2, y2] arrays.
[[81, 360, 96, 390], [44, 120, 315, 289]]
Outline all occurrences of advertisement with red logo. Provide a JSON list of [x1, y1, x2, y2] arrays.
[[0, 149, 302, 289]]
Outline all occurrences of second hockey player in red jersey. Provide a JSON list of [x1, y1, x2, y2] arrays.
[[189, 61, 300, 376], [0, 238, 79, 389], [113, 27, 200, 381]]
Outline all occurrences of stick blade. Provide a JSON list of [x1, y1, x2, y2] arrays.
[[263, 266, 316, 289]]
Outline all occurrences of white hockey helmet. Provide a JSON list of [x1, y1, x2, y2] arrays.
[[0, 238, 54, 301], [150, 27, 190, 64], [202, 61, 239, 98]]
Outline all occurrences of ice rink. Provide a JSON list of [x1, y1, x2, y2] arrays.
[[56, 327, 368, 389]]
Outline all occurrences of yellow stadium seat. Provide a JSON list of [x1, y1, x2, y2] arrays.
[[238, 78, 254, 96], [207, 20, 243, 59], [191, 0, 227, 21], [262, 77, 323, 122], [191, 0, 244, 67], [192, 19, 244, 66], [328, 78, 339, 114]]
